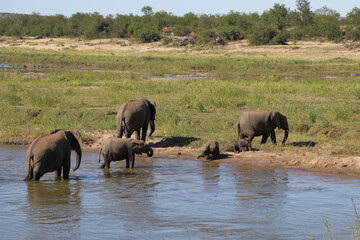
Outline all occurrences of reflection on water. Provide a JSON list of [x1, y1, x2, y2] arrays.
[[1, 144, 360, 239]]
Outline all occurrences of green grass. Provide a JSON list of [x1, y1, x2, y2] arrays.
[[1, 47, 360, 155]]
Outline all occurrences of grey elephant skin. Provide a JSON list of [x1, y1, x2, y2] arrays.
[[226, 139, 252, 153], [116, 98, 156, 141], [197, 140, 220, 160], [25, 130, 82, 181], [237, 110, 289, 145], [99, 138, 153, 169]]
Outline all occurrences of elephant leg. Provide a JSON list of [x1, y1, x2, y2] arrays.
[[248, 134, 255, 143], [101, 154, 111, 169], [239, 133, 246, 140], [141, 125, 148, 141], [125, 157, 130, 168], [126, 154, 135, 168], [117, 128, 123, 138], [25, 168, 34, 181], [135, 130, 141, 140], [131, 154, 135, 168], [33, 171, 41, 181], [261, 135, 269, 144], [270, 131, 277, 145], [55, 167, 62, 180], [63, 165, 70, 179]]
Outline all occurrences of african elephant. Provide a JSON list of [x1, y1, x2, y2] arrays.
[[99, 138, 154, 169], [237, 110, 289, 145], [25, 129, 82, 181], [226, 139, 252, 153], [116, 98, 156, 142], [197, 140, 220, 160]]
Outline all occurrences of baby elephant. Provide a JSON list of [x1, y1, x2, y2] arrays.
[[99, 138, 153, 169], [197, 140, 220, 160], [226, 139, 252, 153]]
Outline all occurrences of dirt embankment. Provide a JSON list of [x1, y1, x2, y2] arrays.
[[83, 130, 360, 176]]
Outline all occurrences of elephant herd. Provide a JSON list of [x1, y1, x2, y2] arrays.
[[24, 97, 289, 181]]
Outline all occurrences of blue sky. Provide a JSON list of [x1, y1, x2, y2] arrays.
[[2, 0, 359, 17]]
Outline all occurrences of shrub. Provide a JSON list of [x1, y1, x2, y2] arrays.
[[173, 24, 191, 36], [270, 30, 289, 45], [194, 29, 217, 44], [249, 25, 277, 45], [135, 28, 160, 43], [218, 25, 242, 41]]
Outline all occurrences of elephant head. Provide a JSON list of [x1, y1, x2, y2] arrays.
[[146, 99, 156, 137], [65, 130, 82, 171], [271, 111, 289, 144], [129, 139, 153, 157]]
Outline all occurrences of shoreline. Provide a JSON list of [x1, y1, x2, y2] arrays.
[[4, 131, 360, 176]]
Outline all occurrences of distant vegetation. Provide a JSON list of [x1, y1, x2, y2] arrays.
[[1, 0, 360, 45]]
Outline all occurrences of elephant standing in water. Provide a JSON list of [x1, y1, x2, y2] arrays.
[[99, 138, 153, 169], [237, 111, 289, 145], [25, 129, 82, 181], [116, 98, 156, 141]]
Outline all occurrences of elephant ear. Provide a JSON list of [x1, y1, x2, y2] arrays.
[[269, 111, 280, 130], [147, 99, 156, 121], [129, 139, 145, 154], [66, 130, 82, 150]]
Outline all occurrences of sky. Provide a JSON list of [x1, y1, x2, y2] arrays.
[[2, 0, 359, 17]]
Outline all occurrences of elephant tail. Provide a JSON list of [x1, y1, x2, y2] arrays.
[[236, 122, 241, 139], [24, 155, 34, 181], [98, 148, 102, 163]]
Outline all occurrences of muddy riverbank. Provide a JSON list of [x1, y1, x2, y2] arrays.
[[77, 130, 360, 176]]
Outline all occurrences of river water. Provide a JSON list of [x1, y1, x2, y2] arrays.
[[1, 144, 360, 239]]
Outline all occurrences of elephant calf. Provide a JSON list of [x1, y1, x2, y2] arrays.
[[99, 138, 153, 169], [226, 139, 252, 153], [197, 140, 220, 160]]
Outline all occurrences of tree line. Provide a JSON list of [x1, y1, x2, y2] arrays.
[[1, 0, 360, 45]]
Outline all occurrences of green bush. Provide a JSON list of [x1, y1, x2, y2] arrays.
[[173, 24, 191, 36], [270, 30, 289, 45], [194, 29, 217, 44], [249, 25, 277, 45], [135, 28, 160, 43], [218, 25, 242, 41]]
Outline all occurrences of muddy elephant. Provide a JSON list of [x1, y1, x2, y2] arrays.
[[116, 98, 156, 141], [197, 140, 220, 160], [226, 139, 252, 153], [237, 110, 289, 145], [25, 129, 82, 181], [99, 138, 153, 169]]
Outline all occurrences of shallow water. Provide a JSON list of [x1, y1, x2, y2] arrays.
[[1, 144, 360, 239]]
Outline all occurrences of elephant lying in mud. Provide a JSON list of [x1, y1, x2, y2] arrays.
[[197, 140, 220, 160], [116, 98, 156, 142], [226, 139, 252, 153], [237, 110, 289, 145], [25, 129, 82, 181], [99, 138, 153, 169]]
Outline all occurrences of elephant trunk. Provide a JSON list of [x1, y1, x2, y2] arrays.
[[146, 145, 153, 157], [73, 148, 82, 171], [149, 120, 155, 137], [282, 123, 289, 145]]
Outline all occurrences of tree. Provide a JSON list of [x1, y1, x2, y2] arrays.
[[141, 6, 154, 16], [346, 7, 360, 25], [262, 4, 289, 30], [313, 7, 341, 41], [296, 0, 313, 26]]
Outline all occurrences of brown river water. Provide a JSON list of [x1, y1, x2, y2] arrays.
[[1, 144, 360, 239]]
